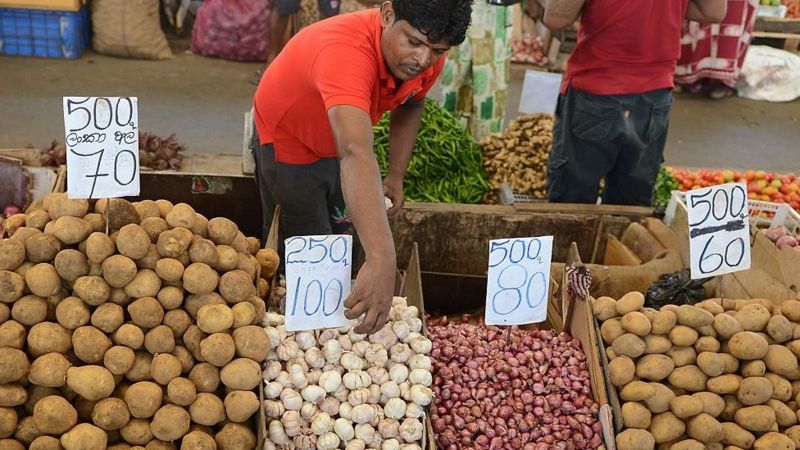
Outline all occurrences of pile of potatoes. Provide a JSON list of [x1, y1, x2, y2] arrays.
[[0, 194, 280, 450], [595, 292, 800, 450]]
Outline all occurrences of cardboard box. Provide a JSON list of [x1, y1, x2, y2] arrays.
[[0, 0, 83, 11]]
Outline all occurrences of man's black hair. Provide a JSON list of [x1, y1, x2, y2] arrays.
[[390, 0, 473, 46]]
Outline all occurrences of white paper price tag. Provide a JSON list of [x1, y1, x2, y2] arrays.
[[285, 235, 353, 331], [63, 96, 140, 199], [687, 182, 751, 279], [485, 236, 553, 326]]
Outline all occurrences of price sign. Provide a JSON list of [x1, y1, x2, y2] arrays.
[[285, 235, 353, 331], [485, 236, 553, 326], [687, 182, 751, 279], [63, 97, 140, 199]]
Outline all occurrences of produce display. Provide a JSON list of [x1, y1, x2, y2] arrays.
[[427, 316, 601, 450], [261, 298, 433, 450], [594, 291, 800, 450], [373, 98, 489, 204], [652, 166, 679, 208], [481, 114, 554, 204], [0, 194, 278, 449], [510, 34, 549, 66], [762, 226, 800, 252]]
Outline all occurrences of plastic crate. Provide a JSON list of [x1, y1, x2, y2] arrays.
[[0, 4, 89, 58]]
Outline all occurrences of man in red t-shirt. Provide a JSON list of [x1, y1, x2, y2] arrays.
[[253, 0, 472, 334], [543, 0, 726, 206]]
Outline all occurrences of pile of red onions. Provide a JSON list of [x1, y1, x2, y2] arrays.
[[428, 316, 601, 450], [510, 33, 549, 66]]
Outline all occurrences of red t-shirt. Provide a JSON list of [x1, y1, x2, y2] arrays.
[[561, 0, 689, 95], [254, 10, 445, 165]]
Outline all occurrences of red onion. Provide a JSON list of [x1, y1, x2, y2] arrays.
[[3, 204, 21, 218]]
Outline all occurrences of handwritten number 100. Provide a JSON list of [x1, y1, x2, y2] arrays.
[[291, 278, 344, 317]]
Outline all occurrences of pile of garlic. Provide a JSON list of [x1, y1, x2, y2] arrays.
[[262, 297, 434, 450]]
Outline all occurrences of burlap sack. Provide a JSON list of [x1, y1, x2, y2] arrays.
[[92, 0, 174, 60]]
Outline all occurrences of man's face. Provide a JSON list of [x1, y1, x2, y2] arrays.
[[380, 3, 451, 81]]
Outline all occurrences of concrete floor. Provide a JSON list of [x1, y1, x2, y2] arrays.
[[1, 44, 799, 172]]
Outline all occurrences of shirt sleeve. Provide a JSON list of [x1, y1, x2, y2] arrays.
[[413, 56, 447, 101], [311, 44, 377, 113]]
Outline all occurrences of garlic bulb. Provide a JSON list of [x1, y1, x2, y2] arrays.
[[301, 402, 319, 421], [305, 347, 326, 369], [351, 404, 377, 424], [268, 420, 289, 445], [263, 361, 282, 381], [302, 385, 326, 404], [319, 370, 343, 393], [264, 400, 285, 418], [399, 418, 423, 442], [338, 335, 353, 351], [389, 306, 406, 321], [319, 397, 340, 416], [266, 350, 279, 361], [282, 410, 302, 437], [264, 312, 283, 327], [380, 381, 400, 399], [334, 417, 355, 442], [392, 297, 407, 307], [265, 381, 283, 399], [276, 371, 291, 387], [390, 344, 412, 363], [348, 329, 366, 343], [295, 433, 317, 450], [400, 445, 422, 450], [368, 366, 389, 385], [384, 398, 406, 420], [354, 423, 379, 446], [367, 384, 381, 404], [347, 389, 370, 406], [399, 382, 411, 401], [352, 341, 370, 358], [323, 339, 342, 363], [389, 365, 409, 383], [345, 439, 367, 450], [288, 358, 310, 373], [381, 438, 401, 450], [408, 336, 431, 355], [311, 412, 334, 435], [407, 354, 431, 371], [406, 318, 422, 333], [370, 326, 398, 349], [343, 371, 372, 390], [405, 403, 423, 419], [378, 418, 400, 439], [289, 365, 309, 389], [319, 329, 338, 344], [365, 344, 389, 367], [264, 441, 277, 450], [308, 370, 322, 385], [296, 331, 317, 350], [341, 352, 365, 370], [316, 432, 340, 450], [332, 382, 350, 402], [392, 321, 410, 342], [281, 389, 303, 411], [339, 402, 353, 421], [277, 339, 300, 361], [409, 385, 433, 406], [408, 369, 432, 387]]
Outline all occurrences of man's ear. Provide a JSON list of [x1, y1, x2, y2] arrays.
[[380, 1, 395, 27]]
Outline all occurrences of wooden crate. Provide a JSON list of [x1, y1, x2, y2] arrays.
[[0, 0, 83, 11]]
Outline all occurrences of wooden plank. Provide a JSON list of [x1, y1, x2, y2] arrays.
[[756, 16, 800, 33], [513, 201, 654, 220], [0, 149, 43, 166]]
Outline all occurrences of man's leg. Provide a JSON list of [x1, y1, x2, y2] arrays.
[[603, 89, 672, 206], [267, 0, 299, 66]]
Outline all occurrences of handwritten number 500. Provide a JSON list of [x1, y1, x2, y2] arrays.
[[67, 97, 134, 132]]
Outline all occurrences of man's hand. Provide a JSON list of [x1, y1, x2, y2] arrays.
[[344, 258, 395, 334], [383, 175, 405, 217]]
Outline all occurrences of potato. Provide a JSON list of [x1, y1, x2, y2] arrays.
[[98, 255, 136, 289], [200, 333, 235, 367], [166, 203, 196, 229], [719, 353, 740, 374], [215, 245, 239, 272], [73, 326, 112, 363], [722, 393, 743, 421], [0, 303, 8, 325], [721, 422, 755, 449], [619, 382, 657, 403], [54, 249, 89, 282], [124, 381, 162, 419], [72, 276, 111, 306], [601, 318, 625, 345], [128, 297, 164, 329], [635, 355, 674, 382], [232, 326, 270, 362], [33, 395, 77, 434], [765, 345, 800, 378], [712, 313, 744, 341], [768, 315, 794, 344], [99, 198, 140, 230], [248, 296, 266, 324], [206, 217, 237, 246], [218, 270, 255, 305], [149, 404, 190, 442], [125, 352, 154, 382], [613, 333, 646, 359], [28, 322, 72, 356], [742, 360, 767, 378], [669, 326, 699, 347], [156, 286, 183, 311], [668, 440, 704, 450], [167, 377, 197, 407], [61, 423, 107, 450], [687, 413, 724, 444], [0, 270, 25, 303], [666, 365, 707, 392], [11, 295, 47, 327], [48, 194, 88, 219], [114, 324, 144, 350], [192, 213, 209, 238], [50, 216, 92, 245], [218, 358, 260, 391], [618, 311, 650, 337], [29, 352, 71, 387], [667, 346, 698, 368], [182, 263, 219, 295], [53, 296, 89, 330], [786, 425, 800, 448], [154, 258, 184, 283], [594, 297, 619, 320], [172, 346, 194, 374], [10, 416, 32, 443], [754, 432, 794, 450], [0, 347, 28, 383], [736, 405, 777, 433], [677, 305, 714, 328], [85, 232, 115, 265], [214, 422, 256, 450], [729, 331, 769, 360], [188, 237, 218, 267], [67, 365, 115, 401], [30, 436, 63, 450], [767, 398, 797, 428], [149, 353, 182, 386], [736, 304, 772, 332], [765, 373, 794, 401], [670, 395, 703, 419], [25, 263, 61, 297], [642, 383, 675, 414], [156, 227, 193, 259], [695, 352, 725, 377], [230, 302, 256, 330], [83, 213, 105, 233], [137, 244, 160, 269], [694, 336, 720, 353], [707, 374, 742, 395], [124, 269, 161, 299], [0, 239, 26, 271], [622, 401, 652, 429], [221, 390, 259, 424], [120, 418, 153, 446], [24, 385, 57, 416], [0, 384, 26, 407], [255, 247, 279, 276], [196, 303, 233, 334], [189, 393, 226, 426], [163, 310, 191, 339], [183, 326, 208, 361], [236, 253, 257, 280], [179, 431, 215, 450], [188, 363, 220, 393], [144, 325, 175, 354], [0, 321, 24, 351], [141, 217, 168, 244], [104, 346, 136, 375], [649, 411, 684, 443], [782, 300, 800, 322], [25, 234, 61, 263], [232, 232, 248, 254]]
